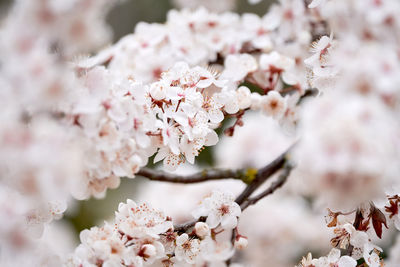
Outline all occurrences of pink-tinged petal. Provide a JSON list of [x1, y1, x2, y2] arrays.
[[184, 151, 195, 164], [168, 136, 181, 155], [224, 101, 239, 114], [214, 79, 228, 88], [208, 109, 224, 124], [192, 206, 208, 219], [337, 256, 357, 267], [395, 216, 400, 231], [230, 202, 241, 217], [196, 79, 213, 88], [154, 148, 168, 163], [206, 212, 221, 229], [313, 66, 337, 77], [315, 35, 331, 51], [204, 131, 219, 146], [136, 132, 151, 149], [304, 53, 319, 67], [176, 234, 188, 246], [221, 215, 237, 229], [327, 248, 340, 262], [308, 0, 325, 8], [175, 248, 184, 261]]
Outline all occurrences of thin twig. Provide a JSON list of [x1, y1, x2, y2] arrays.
[[174, 217, 206, 233], [235, 144, 294, 206], [240, 162, 294, 210]]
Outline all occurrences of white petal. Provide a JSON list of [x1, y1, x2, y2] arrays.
[[350, 231, 368, 248], [394, 216, 400, 231], [221, 215, 237, 229], [196, 79, 213, 88], [337, 256, 357, 267], [230, 202, 241, 217], [204, 131, 219, 146], [208, 109, 224, 124], [176, 234, 188, 246], [192, 206, 208, 219], [206, 212, 221, 229], [154, 148, 168, 163], [327, 248, 341, 262]]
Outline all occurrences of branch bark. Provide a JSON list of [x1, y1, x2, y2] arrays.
[[235, 144, 294, 206], [137, 166, 258, 184], [240, 162, 294, 210]]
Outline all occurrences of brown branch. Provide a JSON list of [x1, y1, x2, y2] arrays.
[[235, 144, 294, 206], [240, 162, 294, 210], [298, 88, 319, 104], [137, 167, 257, 184], [174, 217, 206, 233]]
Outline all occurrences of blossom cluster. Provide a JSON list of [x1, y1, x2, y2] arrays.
[[295, 202, 389, 267], [71, 0, 327, 195], [84, 0, 318, 84], [68, 190, 242, 266]]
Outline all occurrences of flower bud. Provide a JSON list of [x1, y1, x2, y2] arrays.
[[237, 86, 252, 110], [234, 236, 248, 250], [194, 222, 210, 238], [149, 82, 166, 100], [250, 92, 262, 110]]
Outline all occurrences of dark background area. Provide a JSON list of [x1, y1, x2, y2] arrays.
[[0, 0, 275, 41]]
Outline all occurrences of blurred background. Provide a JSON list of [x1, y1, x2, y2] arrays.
[[0, 0, 275, 42]]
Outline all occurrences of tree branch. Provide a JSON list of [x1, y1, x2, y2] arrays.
[[137, 167, 258, 184], [240, 162, 294, 210], [235, 144, 294, 205], [174, 217, 206, 233]]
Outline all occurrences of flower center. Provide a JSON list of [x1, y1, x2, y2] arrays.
[[182, 241, 192, 250], [219, 204, 230, 215]]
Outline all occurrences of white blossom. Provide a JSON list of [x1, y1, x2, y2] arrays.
[[174, 233, 201, 264], [260, 91, 287, 119], [192, 190, 241, 229], [115, 200, 173, 238]]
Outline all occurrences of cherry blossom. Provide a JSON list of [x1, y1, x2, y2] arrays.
[[115, 200, 173, 239], [174, 233, 201, 264], [260, 91, 287, 119], [192, 190, 241, 229]]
